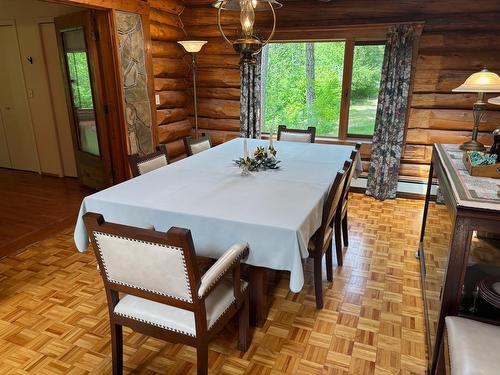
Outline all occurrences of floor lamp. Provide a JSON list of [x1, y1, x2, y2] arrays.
[[178, 40, 207, 139], [452, 68, 500, 151]]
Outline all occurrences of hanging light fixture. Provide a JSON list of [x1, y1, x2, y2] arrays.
[[213, 0, 282, 65]]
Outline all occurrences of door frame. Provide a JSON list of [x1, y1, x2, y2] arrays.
[[55, 9, 128, 186], [43, 0, 158, 182]]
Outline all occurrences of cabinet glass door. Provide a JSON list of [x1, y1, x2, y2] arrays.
[[421, 187, 454, 368], [462, 232, 500, 320]]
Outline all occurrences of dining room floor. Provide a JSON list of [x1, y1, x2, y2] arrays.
[[0, 193, 427, 375]]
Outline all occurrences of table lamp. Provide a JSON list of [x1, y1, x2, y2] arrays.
[[453, 68, 500, 151], [178, 40, 207, 139]]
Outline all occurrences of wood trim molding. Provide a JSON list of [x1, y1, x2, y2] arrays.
[[43, 0, 149, 14], [339, 39, 355, 140]]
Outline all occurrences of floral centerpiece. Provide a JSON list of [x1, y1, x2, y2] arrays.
[[234, 133, 281, 175]]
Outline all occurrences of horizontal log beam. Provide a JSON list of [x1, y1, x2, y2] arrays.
[[157, 108, 189, 125], [197, 68, 240, 88], [150, 8, 183, 28], [152, 41, 185, 59], [150, 0, 185, 15], [408, 108, 500, 131], [196, 54, 240, 69], [163, 139, 187, 159], [150, 22, 185, 42], [154, 78, 187, 91], [157, 90, 188, 109], [411, 93, 500, 110], [197, 98, 240, 118], [192, 117, 240, 131], [153, 58, 188, 78], [406, 128, 493, 145], [158, 119, 192, 143], [197, 87, 240, 100]]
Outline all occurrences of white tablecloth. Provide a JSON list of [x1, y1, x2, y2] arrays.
[[74, 138, 361, 292]]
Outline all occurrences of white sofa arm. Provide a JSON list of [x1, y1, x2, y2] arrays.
[[198, 242, 249, 299]]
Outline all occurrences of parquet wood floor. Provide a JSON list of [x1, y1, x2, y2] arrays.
[[0, 194, 427, 374], [0, 169, 92, 259]]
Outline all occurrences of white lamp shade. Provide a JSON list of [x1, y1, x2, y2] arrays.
[[178, 40, 207, 53], [488, 96, 500, 106], [453, 68, 500, 93]]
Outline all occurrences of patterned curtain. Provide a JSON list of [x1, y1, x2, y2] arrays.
[[240, 52, 262, 139], [366, 24, 416, 200]]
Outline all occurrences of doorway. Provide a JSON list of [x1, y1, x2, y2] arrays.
[[55, 10, 119, 190]]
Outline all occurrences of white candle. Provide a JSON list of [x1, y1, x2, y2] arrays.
[[269, 128, 273, 148], [243, 138, 248, 159]]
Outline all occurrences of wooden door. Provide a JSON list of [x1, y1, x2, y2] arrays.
[[0, 24, 39, 172], [55, 11, 113, 190]]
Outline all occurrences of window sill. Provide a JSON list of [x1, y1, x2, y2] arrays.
[[261, 133, 372, 146]]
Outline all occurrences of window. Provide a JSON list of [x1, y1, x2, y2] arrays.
[[261, 40, 385, 140], [348, 43, 385, 137]]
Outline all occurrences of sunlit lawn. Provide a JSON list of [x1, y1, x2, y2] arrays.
[[347, 99, 377, 136]]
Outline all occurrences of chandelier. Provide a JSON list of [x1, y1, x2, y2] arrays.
[[213, 0, 282, 64]]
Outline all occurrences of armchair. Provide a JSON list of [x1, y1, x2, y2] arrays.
[[83, 213, 250, 375]]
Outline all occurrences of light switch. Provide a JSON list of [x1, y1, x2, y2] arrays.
[[155, 94, 160, 106]]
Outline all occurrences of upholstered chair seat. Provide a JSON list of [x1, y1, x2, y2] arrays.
[[115, 279, 248, 337], [184, 136, 212, 156], [277, 125, 316, 143], [445, 316, 500, 375], [83, 213, 250, 375]]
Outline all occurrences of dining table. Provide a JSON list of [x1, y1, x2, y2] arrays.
[[74, 137, 362, 325]]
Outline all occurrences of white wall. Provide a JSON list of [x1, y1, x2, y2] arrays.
[[0, 0, 80, 176]]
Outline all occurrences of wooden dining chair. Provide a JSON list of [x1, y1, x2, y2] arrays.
[[277, 125, 316, 143], [184, 135, 212, 156], [83, 213, 250, 375], [334, 143, 362, 266], [308, 161, 350, 309], [128, 144, 169, 177]]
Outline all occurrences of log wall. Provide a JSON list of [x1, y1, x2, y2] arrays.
[[181, 0, 500, 179], [149, 0, 191, 160]]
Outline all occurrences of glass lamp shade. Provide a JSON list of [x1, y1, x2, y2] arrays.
[[488, 96, 500, 106], [213, 0, 282, 11], [177, 40, 207, 53], [453, 68, 500, 93]]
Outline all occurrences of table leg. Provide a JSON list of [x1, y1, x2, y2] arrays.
[[248, 266, 268, 327]]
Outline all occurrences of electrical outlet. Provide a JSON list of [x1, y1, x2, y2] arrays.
[[155, 94, 160, 106]]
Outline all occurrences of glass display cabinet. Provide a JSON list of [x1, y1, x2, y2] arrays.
[[419, 144, 500, 374]]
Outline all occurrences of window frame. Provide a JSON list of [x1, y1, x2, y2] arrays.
[[345, 40, 386, 139], [262, 37, 386, 143]]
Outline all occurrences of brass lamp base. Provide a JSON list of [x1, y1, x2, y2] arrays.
[[460, 140, 485, 151]]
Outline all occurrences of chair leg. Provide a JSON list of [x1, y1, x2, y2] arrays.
[[238, 293, 250, 352], [342, 215, 349, 248], [197, 343, 208, 375], [325, 239, 333, 282], [314, 254, 324, 309], [110, 323, 123, 375], [334, 217, 343, 267]]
